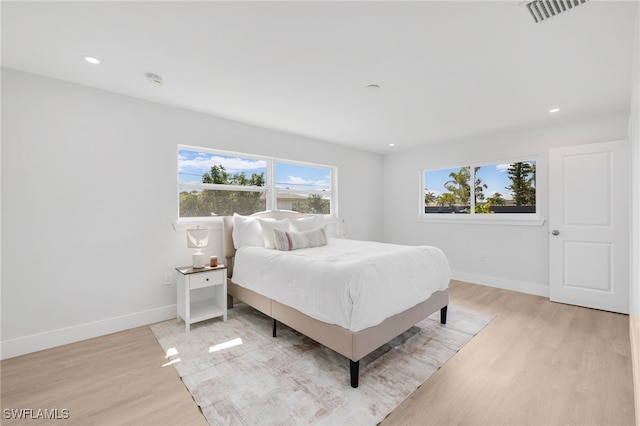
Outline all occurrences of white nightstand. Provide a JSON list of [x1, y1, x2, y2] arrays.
[[176, 265, 227, 332]]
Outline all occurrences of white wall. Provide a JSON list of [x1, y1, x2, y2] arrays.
[[383, 113, 630, 296], [630, 0, 640, 321], [628, 4, 640, 422], [0, 68, 384, 358]]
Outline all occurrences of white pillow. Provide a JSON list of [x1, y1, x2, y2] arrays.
[[232, 214, 264, 248], [305, 226, 328, 248], [290, 215, 324, 232], [259, 218, 290, 249]]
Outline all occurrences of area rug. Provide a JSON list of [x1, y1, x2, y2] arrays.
[[151, 303, 494, 425]]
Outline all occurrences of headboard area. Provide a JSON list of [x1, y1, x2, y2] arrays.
[[222, 210, 319, 277]]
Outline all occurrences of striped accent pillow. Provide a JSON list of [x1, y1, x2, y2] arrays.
[[273, 226, 327, 251]]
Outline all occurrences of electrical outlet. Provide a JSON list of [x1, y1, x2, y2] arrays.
[[479, 252, 486, 262], [163, 272, 173, 285]]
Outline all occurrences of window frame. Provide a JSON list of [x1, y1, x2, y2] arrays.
[[273, 159, 335, 216], [418, 157, 545, 226], [177, 145, 338, 223]]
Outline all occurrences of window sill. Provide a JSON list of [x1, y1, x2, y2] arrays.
[[417, 215, 546, 226], [172, 213, 339, 231]]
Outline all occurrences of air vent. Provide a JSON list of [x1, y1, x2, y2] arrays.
[[524, 0, 589, 23]]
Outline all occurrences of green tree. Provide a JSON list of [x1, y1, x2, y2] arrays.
[[506, 162, 536, 206], [442, 167, 487, 211], [179, 164, 266, 217], [437, 192, 458, 207], [525, 163, 536, 205], [229, 171, 266, 215], [475, 200, 493, 214], [486, 192, 506, 206], [202, 164, 230, 184], [474, 167, 488, 203], [179, 190, 202, 217], [424, 191, 437, 205], [295, 193, 329, 214], [444, 167, 471, 205]]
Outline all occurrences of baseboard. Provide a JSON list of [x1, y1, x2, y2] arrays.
[[451, 271, 550, 298], [0, 304, 177, 360], [631, 315, 640, 426]]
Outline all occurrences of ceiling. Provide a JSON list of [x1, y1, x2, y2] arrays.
[[2, 1, 637, 154]]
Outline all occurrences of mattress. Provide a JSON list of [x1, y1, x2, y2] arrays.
[[231, 238, 450, 332]]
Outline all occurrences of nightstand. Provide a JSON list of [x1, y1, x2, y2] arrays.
[[176, 265, 227, 332]]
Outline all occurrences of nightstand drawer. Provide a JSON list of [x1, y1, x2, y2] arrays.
[[189, 270, 224, 290]]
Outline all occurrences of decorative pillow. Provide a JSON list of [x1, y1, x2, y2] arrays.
[[232, 213, 264, 248], [274, 226, 327, 251], [305, 226, 328, 248], [290, 215, 324, 232], [274, 228, 308, 251], [259, 218, 290, 249]]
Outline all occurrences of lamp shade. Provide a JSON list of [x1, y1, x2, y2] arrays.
[[186, 227, 209, 248]]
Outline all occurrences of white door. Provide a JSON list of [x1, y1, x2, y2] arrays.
[[549, 140, 630, 314]]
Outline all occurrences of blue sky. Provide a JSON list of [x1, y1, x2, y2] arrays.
[[178, 149, 331, 191], [425, 162, 535, 201]]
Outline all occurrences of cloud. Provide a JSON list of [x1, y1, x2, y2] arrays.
[[279, 175, 330, 190], [283, 176, 307, 185], [179, 154, 266, 174], [495, 164, 510, 172]]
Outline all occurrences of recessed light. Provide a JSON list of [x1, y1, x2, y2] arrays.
[[389, 143, 395, 147], [549, 108, 560, 113], [365, 84, 381, 92], [82, 55, 101, 65]]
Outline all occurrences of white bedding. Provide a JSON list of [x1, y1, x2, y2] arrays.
[[231, 238, 450, 332]]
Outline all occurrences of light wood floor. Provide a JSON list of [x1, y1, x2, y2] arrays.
[[383, 281, 636, 426], [1, 281, 636, 426]]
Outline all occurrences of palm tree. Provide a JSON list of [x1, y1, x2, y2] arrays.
[[424, 191, 437, 205], [444, 167, 470, 205], [474, 166, 488, 203], [437, 192, 458, 207]]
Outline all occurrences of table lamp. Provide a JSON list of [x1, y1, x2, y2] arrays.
[[186, 226, 210, 268], [336, 219, 351, 237]]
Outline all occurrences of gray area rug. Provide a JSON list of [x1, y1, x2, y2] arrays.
[[151, 303, 494, 425]]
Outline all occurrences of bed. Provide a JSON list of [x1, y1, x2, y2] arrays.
[[222, 210, 450, 388]]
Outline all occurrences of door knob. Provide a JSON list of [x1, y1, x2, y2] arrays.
[[551, 230, 560, 236]]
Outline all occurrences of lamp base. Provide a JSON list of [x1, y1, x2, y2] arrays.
[[192, 251, 207, 269]]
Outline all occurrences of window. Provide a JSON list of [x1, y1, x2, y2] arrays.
[[423, 161, 536, 215], [178, 149, 267, 217], [178, 146, 336, 219], [275, 162, 332, 214]]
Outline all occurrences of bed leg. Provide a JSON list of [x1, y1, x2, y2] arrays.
[[272, 319, 277, 337], [227, 295, 234, 309], [350, 360, 359, 388], [440, 305, 448, 324]]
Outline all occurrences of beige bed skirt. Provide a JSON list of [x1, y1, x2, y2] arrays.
[[227, 279, 449, 362]]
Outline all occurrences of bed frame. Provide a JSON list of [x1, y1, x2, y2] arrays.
[[222, 210, 449, 388]]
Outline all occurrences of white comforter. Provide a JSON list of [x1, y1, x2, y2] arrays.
[[232, 239, 450, 332]]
